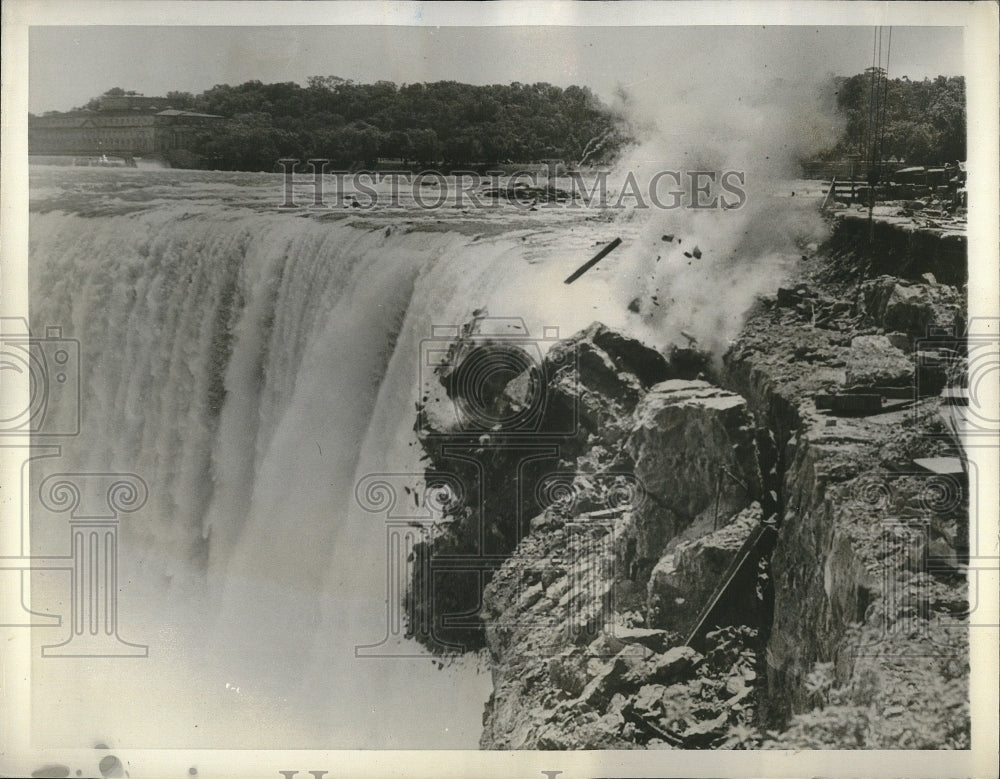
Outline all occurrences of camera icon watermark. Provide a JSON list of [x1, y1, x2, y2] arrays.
[[417, 316, 578, 439], [0, 318, 80, 437], [358, 315, 588, 657]]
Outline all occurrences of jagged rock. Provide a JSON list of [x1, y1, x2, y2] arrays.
[[533, 716, 631, 749], [413, 320, 678, 652], [845, 334, 913, 388], [679, 710, 730, 744], [587, 631, 627, 659], [627, 380, 760, 531], [529, 510, 565, 533], [612, 380, 761, 601], [548, 652, 589, 696], [474, 209, 969, 749], [725, 670, 756, 702], [860, 276, 963, 339], [547, 321, 671, 388], [578, 645, 654, 706], [647, 505, 761, 631], [664, 343, 712, 380], [538, 322, 673, 445], [885, 331, 912, 352], [630, 683, 668, 718], [648, 645, 703, 683], [927, 533, 960, 571], [613, 626, 673, 653], [776, 284, 816, 308]]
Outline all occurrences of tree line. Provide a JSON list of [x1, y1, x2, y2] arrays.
[[820, 71, 965, 166], [67, 72, 965, 172], [138, 78, 630, 171]]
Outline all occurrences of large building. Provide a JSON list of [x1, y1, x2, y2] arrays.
[[29, 94, 222, 159]]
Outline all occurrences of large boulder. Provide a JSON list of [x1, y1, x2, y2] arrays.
[[860, 276, 964, 339], [610, 380, 761, 594], [647, 504, 761, 632], [627, 380, 761, 525], [537, 322, 673, 446], [844, 334, 913, 388]]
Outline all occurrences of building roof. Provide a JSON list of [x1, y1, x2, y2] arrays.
[[156, 109, 222, 119]]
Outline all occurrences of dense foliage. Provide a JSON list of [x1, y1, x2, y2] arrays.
[[137, 78, 628, 171], [71, 70, 964, 172], [823, 70, 965, 165]]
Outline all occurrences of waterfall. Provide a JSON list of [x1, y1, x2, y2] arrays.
[[26, 168, 634, 748], [28, 200, 511, 747], [25, 168, 817, 748]]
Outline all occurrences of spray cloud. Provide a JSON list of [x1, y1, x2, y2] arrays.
[[600, 49, 843, 356]]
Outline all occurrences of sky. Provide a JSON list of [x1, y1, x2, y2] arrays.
[[29, 25, 964, 114]]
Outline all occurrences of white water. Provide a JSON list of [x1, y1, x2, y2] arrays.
[[25, 168, 640, 749], [25, 167, 823, 749]]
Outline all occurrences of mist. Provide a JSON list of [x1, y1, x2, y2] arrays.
[[597, 53, 843, 356]]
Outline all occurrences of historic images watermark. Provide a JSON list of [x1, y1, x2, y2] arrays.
[[0, 318, 148, 657], [276, 159, 748, 211]]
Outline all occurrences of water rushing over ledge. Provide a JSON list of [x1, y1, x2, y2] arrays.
[[23, 166, 835, 748]]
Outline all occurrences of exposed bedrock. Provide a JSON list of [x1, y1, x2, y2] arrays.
[[410, 212, 969, 749], [455, 335, 769, 747], [828, 212, 967, 286], [646, 503, 764, 635], [722, 272, 969, 747], [859, 274, 965, 343], [410, 317, 771, 748], [409, 321, 684, 651], [614, 380, 763, 611]]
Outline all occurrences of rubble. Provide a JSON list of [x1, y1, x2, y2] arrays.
[[412, 206, 969, 750], [647, 504, 763, 633]]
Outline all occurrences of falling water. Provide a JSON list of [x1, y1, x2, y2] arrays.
[[24, 166, 821, 748], [25, 167, 634, 748]]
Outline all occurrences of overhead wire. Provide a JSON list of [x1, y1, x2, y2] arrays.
[[878, 27, 893, 183], [864, 26, 892, 264]]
